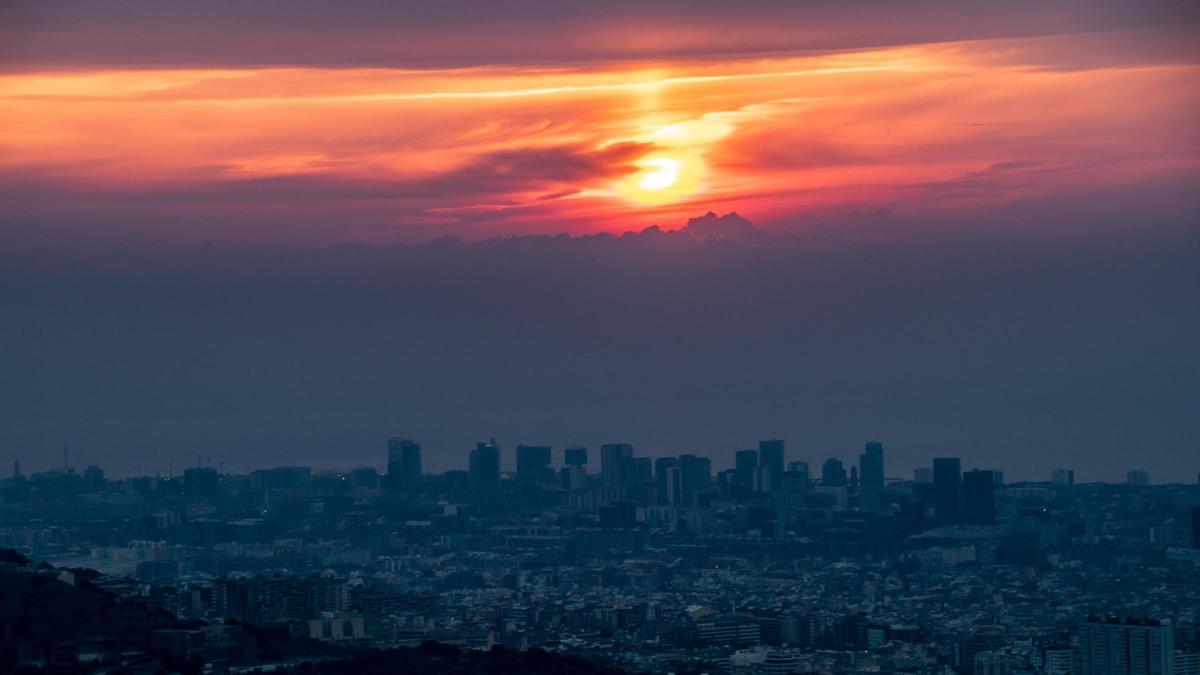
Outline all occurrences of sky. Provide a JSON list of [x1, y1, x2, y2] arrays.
[[1, 2, 1198, 481]]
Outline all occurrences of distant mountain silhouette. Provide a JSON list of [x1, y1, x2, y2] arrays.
[[679, 211, 759, 239]]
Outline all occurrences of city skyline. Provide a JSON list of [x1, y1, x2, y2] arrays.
[[8, 435, 1190, 488]]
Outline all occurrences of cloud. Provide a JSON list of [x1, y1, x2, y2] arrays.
[[988, 159, 1045, 171], [2, 1, 1196, 70]]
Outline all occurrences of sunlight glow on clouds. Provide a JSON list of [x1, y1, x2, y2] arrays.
[[0, 27, 1196, 246]]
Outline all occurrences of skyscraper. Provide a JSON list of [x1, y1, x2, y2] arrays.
[[758, 439, 785, 490], [1127, 469, 1150, 487], [679, 454, 711, 506], [1050, 468, 1075, 486], [859, 441, 884, 512], [564, 446, 588, 468], [655, 457, 680, 505], [469, 439, 500, 492], [600, 443, 633, 490], [515, 445, 552, 483], [822, 458, 847, 487], [1079, 617, 1174, 675], [623, 456, 652, 489], [963, 469, 996, 525], [933, 457, 963, 525], [387, 437, 422, 491], [735, 449, 758, 487]]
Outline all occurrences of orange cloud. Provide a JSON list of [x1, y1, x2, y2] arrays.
[[0, 28, 1196, 246]]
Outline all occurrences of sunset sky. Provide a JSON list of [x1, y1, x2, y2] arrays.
[[2, 1, 1197, 248]]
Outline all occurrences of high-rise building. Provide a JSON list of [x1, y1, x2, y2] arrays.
[[469, 439, 500, 492], [933, 457, 963, 525], [1079, 617, 1174, 675], [787, 460, 810, 484], [860, 441, 885, 512], [623, 456, 652, 489], [735, 449, 758, 486], [601, 443, 633, 490], [515, 445, 552, 483], [1175, 652, 1200, 675], [564, 446, 588, 468], [184, 466, 219, 499], [913, 467, 933, 483], [782, 462, 809, 495], [1051, 468, 1076, 486], [655, 457, 680, 505], [679, 454, 711, 506], [963, 469, 996, 525], [1127, 469, 1150, 487], [560, 465, 587, 491], [82, 465, 105, 491], [1044, 646, 1077, 675], [386, 438, 422, 491], [759, 440, 785, 490], [822, 458, 847, 487]]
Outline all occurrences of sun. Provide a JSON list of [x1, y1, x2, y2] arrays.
[[638, 158, 679, 191], [617, 153, 703, 205]]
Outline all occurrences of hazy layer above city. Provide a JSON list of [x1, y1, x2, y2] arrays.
[[3, 206, 1197, 482]]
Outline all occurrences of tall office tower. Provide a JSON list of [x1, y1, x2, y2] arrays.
[[11, 459, 20, 479], [1080, 617, 1174, 675], [1127, 469, 1150, 487], [848, 466, 859, 492], [601, 443, 634, 490], [654, 457, 679, 505], [735, 449, 758, 486], [1051, 468, 1076, 486], [564, 446, 588, 468], [1191, 505, 1200, 549], [822, 458, 847, 487], [515, 445, 552, 483], [788, 460, 810, 484], [623, 456, 652, 488], [468, 439, 500, 492], [782, 461, 810, 495], [82, 465, 105, 492], [752, 465, 774, 493], [387, 437, 423, 491], [758, 439, 785, 489], [963, 469, 996, 525], [679, 454, 712, 506], [913, 467, 934, 483], [859, 441, 885, 512], [933, 457, 964, 525], [561, 465, 587, 491]]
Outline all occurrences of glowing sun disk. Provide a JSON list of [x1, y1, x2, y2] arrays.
[[638, 158, 679, 190]]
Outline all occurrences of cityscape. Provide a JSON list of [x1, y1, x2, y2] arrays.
[[3, 1, 1198, 674], [3, 438, 1198, 673]]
